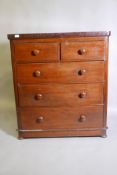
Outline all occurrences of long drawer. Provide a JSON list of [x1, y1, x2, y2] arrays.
[[18, 106, 103, 130], [16, 61, 104, 84], [18, 83, 104, 107]]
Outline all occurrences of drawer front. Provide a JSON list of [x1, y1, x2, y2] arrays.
[[61, 41, 105, 61], [14, 42, 60, 62], [16, 61, 104, 84], [18, 83, 103, 107], [18, 106, 103, 130]]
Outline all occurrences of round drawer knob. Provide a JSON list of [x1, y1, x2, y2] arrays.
[[32, 49, 40, 56], [78, 69, 86, 75], [36, 116, 44, 123], [33, 70, 41, 77], [79, 115, 86, 122], [79, 91, 86, 98], [78, 48, 86, 55], [35, 94, 43, 100]]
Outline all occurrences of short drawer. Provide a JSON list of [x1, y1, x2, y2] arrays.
[[61, 41, 105, 61], [16, 61, 104, 84], [18, 83, 103, 107], [13, 42, 60, 62], [18, 106, 104, 130]]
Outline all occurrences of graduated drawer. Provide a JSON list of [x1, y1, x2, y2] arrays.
[[18, 106, 103, 130], [13, 42, 60, 63], [16, 61, 104, 84], [61, 40, 105, 61], [18, 83, 103, 107]]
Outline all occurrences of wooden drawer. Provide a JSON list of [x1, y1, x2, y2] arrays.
[[16, 61, 104, 84], [61, 41, 105, 61], [18, 83, 103, 107], [18, 106, 103, 130], [13, 42, 60, 63]]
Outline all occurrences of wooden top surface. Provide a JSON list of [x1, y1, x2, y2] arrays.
[[7, 31, 111, 40]]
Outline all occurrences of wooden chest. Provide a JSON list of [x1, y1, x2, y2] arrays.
[[8, 32, 110, 139]]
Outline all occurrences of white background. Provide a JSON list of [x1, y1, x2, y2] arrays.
[[0, 0, 117, 175]]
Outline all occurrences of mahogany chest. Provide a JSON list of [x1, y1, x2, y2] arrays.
[[8, 32, 110, 138]]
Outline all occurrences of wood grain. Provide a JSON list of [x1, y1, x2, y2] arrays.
[[16, 61, 104, 84], [18, 106, 103, 130], [14, 42, 60, 63], [18, 83, 104, 107], [61, 40, 105, 61], [7, 31, 111, 40]]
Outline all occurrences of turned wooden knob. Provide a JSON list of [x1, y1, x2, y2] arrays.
[[32, 49, 40, 56], [35, 94, 43, 100], [79, 115, 86, 122], [78, 48, 86, 55], [79, 91, 86, 98], [78, 69, 86, 75], [36, 116, 44, 123], [33, 70, 41, 77]]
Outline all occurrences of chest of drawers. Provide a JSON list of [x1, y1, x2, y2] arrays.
[[8, 32, 110, 139]]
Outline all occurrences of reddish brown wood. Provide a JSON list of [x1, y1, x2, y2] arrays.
[[16, 61, 104, 84], [7, 31, 111, 40], [18, 106, 103, 130], [32, 49, 40, 56], [20, 129, 106, 138], [103, 36, 109, 132], [13, 42, 60, 63], [61, 40, 105, 61], [18, 83, 103, 107], [79, 115, 86, 122], [8, 32, 110, 139]]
